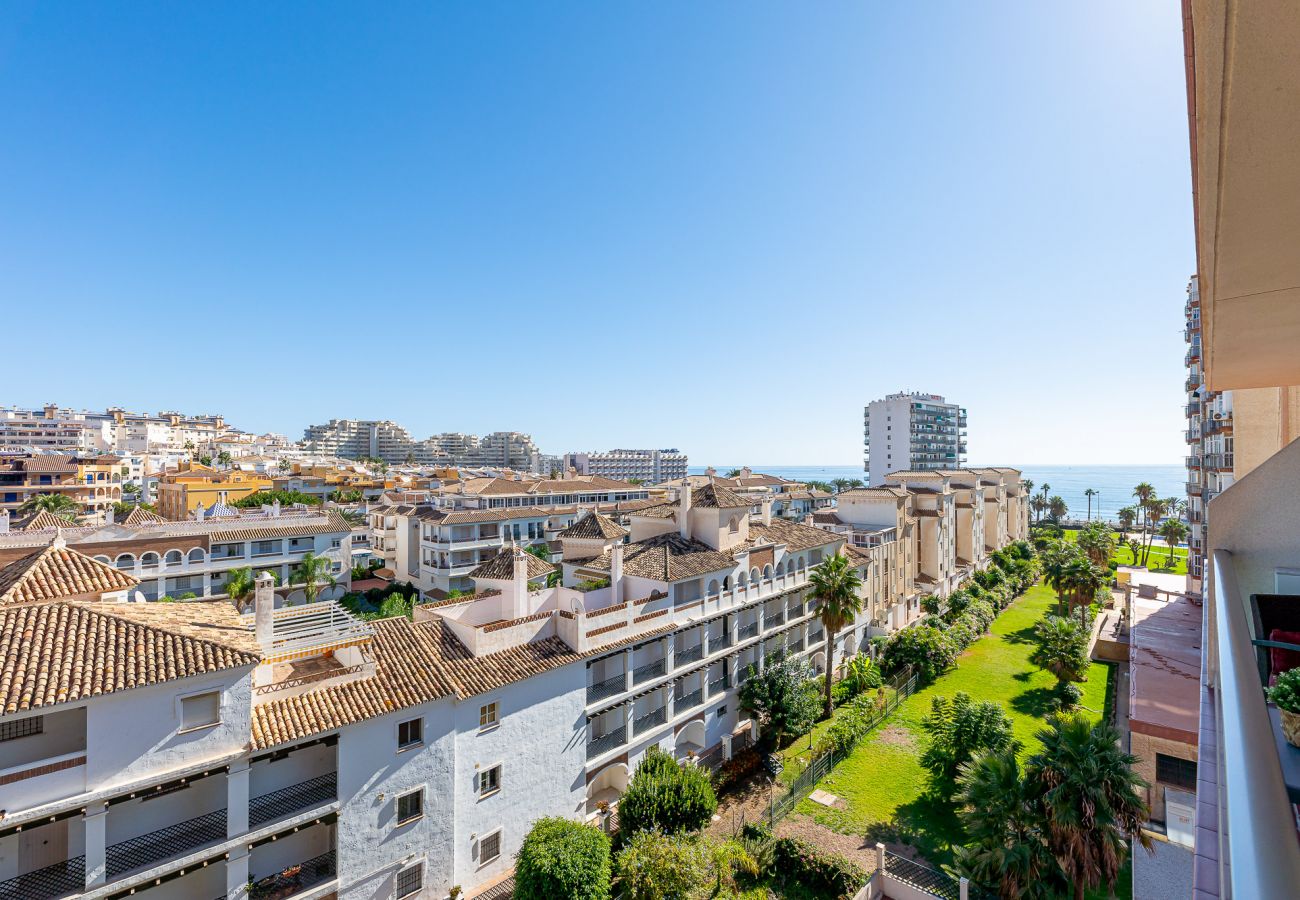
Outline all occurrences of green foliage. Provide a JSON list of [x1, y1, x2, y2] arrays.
[[1268, 667, 1300, 713], [19, 492, 80, 516], [291, 551, 336, 603], [614, 830, 708, 900], [919, 692, 1015, 787], [920, 594, 942, 616], [1075, 521, 1117, 568], [816, 689, 890, 757], [841, 655, 882, 695], [1029, 616, 1090, 685], [231, 490, 322, 508], [328, 488, 363, 503], [881, 624, 957, 683], [180, 592, 197, 600], [617, 747, 717, 837], [738, 650, 819, 747], [515, 817, 611, 900], [1054, 681, 1083, 709], [376, 592, 415, 619], [225, 567, 256, 606], [575, 578, 612, 592], [770, 836, 866, 900], [809, 553, 865, 717]]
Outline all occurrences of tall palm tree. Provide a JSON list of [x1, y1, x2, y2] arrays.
[[830, 478, 851, 493], [1041, 541, 1078, 612], [1116, 506, 1137, 543], [19, 492, 80, 518], [226, 566, 257, 611], [1060, 557, 1105, 627], [292, 552, 337, 604], [1132, 482, 1155, 563], [1157, 518, 1188, 568], [1023, 479, 1035, 499], [957, 751, 1065, 900], [1028, 714, 1152, 900], [1031, 495, 1048, 525], [1048, 495, 1068, 524], [808, 553, 864, 719], [1029, 617, 1090, 685], [1083, 488, 1097, 521], [1141, 497, 1169, 566]]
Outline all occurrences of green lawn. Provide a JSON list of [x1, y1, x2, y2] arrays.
[[1060, 528, 1187, 576], [794, 583, 1113, 867]]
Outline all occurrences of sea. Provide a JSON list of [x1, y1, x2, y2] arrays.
[[688, 464, 1185, 524]]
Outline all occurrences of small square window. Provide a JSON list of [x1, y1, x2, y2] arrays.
[[398, 717, 423, 750], [180, 692, 221, 731], [716, 705, 727, 717], [396, 788, 424, 824], [479, 702, 499, 729], [395, 862, 423, 898], [480, 830, 501, 865], [478, 764, 501, 798]]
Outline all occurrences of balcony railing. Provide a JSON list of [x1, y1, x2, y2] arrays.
[[675, 688, 704, 710], [707, 633, 731, 654], [1187, 455, 1202, 469], [587, 725, 626, 759], [106, 808, 228, 878], [587, 673, 628, 704], [1208, 549, 1300, 897], [634, 707, 667, 736], [249, 773, 338, 828], [675, 643, 704, 666], [249, 850, 337, 900], [737, 621, 759, 640], [763, 611, 786, 630], [633, 659, 666, 685], [707, 674, 728, 696], [0, 856, 84, 900]]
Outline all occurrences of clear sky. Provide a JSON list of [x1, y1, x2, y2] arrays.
[[0, 2, 1192, 466]]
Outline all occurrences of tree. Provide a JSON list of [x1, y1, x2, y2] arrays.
[[1030, 494, 1048, 525], [956, 751, 1066, 900], [121, 482, 140, 497], [1132, 482, 1155, 563], [1022, 479, 1034, 501], [232, 489, 322, 508], [1074, 521, 1115, 569], [1126, 537, 1141, 567], [225, 566, 257, 611], [1029, 616, 1090, 686], [1040, 540, 1081, 611], [614, 830, 710, 900], [292, 552, 336, 603], [919, 692, 1015, 788], [617, 746, 717, 836], [1083, 488, 1096, 521], [515, 817, 611, 900], [1157, 518, 1188, 568], [881, 624, 957, 683], [217, 451, 232, 466], [830, 478, 851, 493], [1058, 556, 1105, 626], [1116, 506, 1137, 542], [277, 458, 293, 473], [1027, 714, 1152, 900], [19, 492, 80, 517], [808, 553, 864, 718], [724, 469, 742, 478], [804, 479, 834, 494], [1140, 497, 1169, 566], [526, 543, 561, 586], [738, 650, 818, 748], [1047, 495, 1068, 524]]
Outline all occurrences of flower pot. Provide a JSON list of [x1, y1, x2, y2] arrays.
[[1281, 708, 1300, 748]]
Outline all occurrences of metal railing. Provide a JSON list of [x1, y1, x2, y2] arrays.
[[884, 852, 963, 900], [707, 633, 731, 654], [587, 673, 628, 704], [106, 808, 228, 878], [587, 725, 626, 759], [633, 658, 666, 685], [249, 849, 337, 900], [249, 773, 338, 828], [675, 643, 704, 666], [0, 856, 84, 900], [707, 674, 728, 697], [1209, 549, 1300, 898], [737, 621, 758, 640], [763, 611, 785, 629], [675, 688, 703, 710], [634, 707, 667, 736]]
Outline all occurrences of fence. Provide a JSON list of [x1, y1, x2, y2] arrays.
[[768, 665, 919, 822]]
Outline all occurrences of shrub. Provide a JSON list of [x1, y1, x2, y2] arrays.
[[618, 747, 717, 836], [945, 589, 973, 619], [882, 625, 957, 683], [920, 692, 1015, 787], [739, 650, 819, 747], [772, 836, 866, 900], [966, 600, 996, 632], [515, 817, 611, 900], [1055, 682, 1084, 710], [713, 746, 761, 793], [1030, 616, 1091, 685], [843, 654, 882, 693], [614, 830, 710, 900], [921, 594, 942, 616]]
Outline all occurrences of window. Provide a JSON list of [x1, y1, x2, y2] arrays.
[[479, 702, 499, 729], [478, 764, 502, 798], [0, 716, 43, 742], [1156, 753, 1197, 790], [396, 788, 424, 824], [397, 717, 423, 750], [395, 862, 423, 899], [479, 829, 501, 865], [180, 691, 221, 731]]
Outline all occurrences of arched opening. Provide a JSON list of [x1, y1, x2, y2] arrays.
[[188, 548, 205, 564], [140, 552, 160, 570], [728, 515, 740, 534], [762, 564, 772, 579], [114, 553, 135, 570], [707, 579, 720, 596], [811, 651, 827, 675], [674, 719, 707, 762], [586, 762, 629, 818], [164, 550, 183, 566], [750, 568, 761, 583], [94, 555, 111, 565]]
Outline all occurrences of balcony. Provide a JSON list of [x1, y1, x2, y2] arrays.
[[587, 725, 626, 759], [632, 658, 666, 686], [675, 643, 704, 667], [0, 749, 87, 812], [763, 611, 786, 630], [249, 850, 337, 900], [587, 672, 628, 704], [0, 857, 84, 900], [249, 773, 338, 828], [1187, 455, 1202, 469], [1186, 428, 1201, 443], [706, 633, 730, 654], [675, 688, 704, 710], [737, 621, 759, 640], [106, 808, 228, 878], [634, 707, 667, 736]]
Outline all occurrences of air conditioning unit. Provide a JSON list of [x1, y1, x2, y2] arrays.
[[1214, 412, 1225, 420]]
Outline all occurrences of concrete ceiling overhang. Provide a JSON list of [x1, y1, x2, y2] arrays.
[[1187, 0, 1300, 391]]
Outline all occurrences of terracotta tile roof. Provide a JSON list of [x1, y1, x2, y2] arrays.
[[690, 482, 750, 509], [885, 471, 947, 481], [630, 504, 677, 520], [468, 547, 556, 580], [19, 455, 78, 473], [844, 544, 875, 565], [583, 534, 736, 582], [0, 543, 139, 606], [558, 512, 628, 541], [748, 520, 843, 553], [837, 487, 910, 499], [812, 511, 845, 525], [122, 506, 166, 526], [0, 601, 259, 714], [208, 509, 351, 542], [20, 510, 77, 531], [415, 617, 581, 698]]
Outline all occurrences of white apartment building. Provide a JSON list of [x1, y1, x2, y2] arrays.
[[563, 449, 689, 484], [863, 392, 967, 486], [426, 432, 542, 471], [0, 406, 241, 456], [301, 420, 425, 464], [0, 406, 90, 452]]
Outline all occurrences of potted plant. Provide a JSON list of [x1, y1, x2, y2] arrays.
[[1268, 667, 1300, 747]]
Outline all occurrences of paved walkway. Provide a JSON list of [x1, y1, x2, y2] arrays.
[[1133, 837, 1193, 900]]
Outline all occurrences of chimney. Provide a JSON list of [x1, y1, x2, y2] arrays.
[[803, 513, 814, 527], [704, 466, 716, 478], [0, 509, 8, 533], [679, 481, 692, 540], [611, 542, 624, 604], [740, 467, 752, 479], [105, 505, 114, 525], [761, 497, 772, 526], [272, 499, 281, 517], [254, 572, 276, 645], [195, 504, 205, 522], [511, 544, 530, 618]]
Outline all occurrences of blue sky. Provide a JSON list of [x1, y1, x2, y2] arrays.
[[0, 2, 1192, 466]]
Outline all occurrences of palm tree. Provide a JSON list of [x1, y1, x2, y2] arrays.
[[1132, 482, 1155, 563], [292, 552, 337, 604], [19, 492, 80, 518], [1028, 714, 1152, 900], [226, 566, 257, 611], [1060, 557, 1105, 627], [1048, 496, 1068, 524], [957, 751, 1065, 900], [1041, 541, 1079, 612], [1075, 524, 1115, 569], [1029, 617, 1090, 685], [830, 478, 851, 493], [1141, 497, 1169, 566], [217, 451, 232, 467], [1157, 518, 1188, 568], [1116, 506, 1137, 543], [1031, 495, 1048, 525], [808, 553, 864, 718], [1083, 488, 1097, 521], [1023, 479, 1035, 500]]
